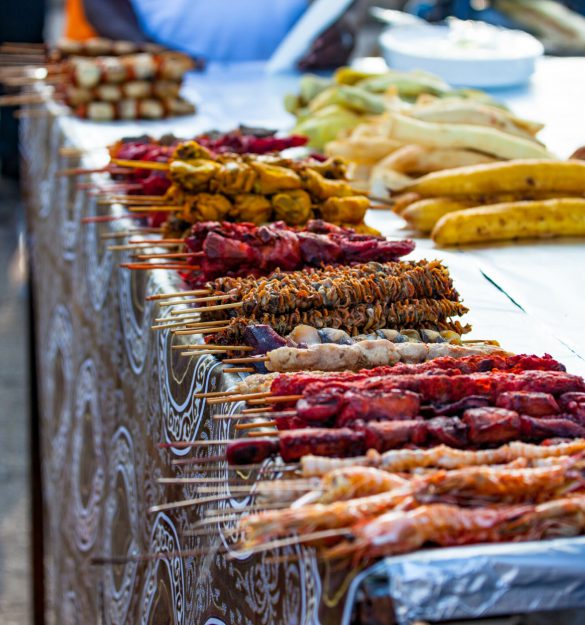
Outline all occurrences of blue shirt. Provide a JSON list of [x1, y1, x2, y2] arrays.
[[130, 0, 308, 62]]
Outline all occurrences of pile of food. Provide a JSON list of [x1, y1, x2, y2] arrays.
[[0, 37, 199, 120], [112, 139, 378, 233], [284, 66, 549, 194], [394, 159, 585, 245], [195, 354, 585, 562]]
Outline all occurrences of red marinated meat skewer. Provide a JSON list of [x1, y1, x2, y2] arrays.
[[269, 354, 568, 398], [293, 370, 585, 423], [182, 220, 415, 283], [225, 408, 585, 466]]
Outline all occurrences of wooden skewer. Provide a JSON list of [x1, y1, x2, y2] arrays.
[[100, 228, 162, 240], [134, 251, 202, 260], [111, 158, 170, 171], [91, 545, 228, 566], [229, 528, 350, 559], [212, 413, 268, 421], [170, 455, 225, 467], [124, 263, 194, 271], [221, 355, 269, 365], [193, 390, 239, 400], [174, 326, 230, 336], [191, 483, 310, 496], [160, 294, 237, 312], [129, 238, 184, 245], [247, 430, 277, 437], [127, 205, 180, 213], [151, 318, 202, 331], [149, 492, 252, 514], [180, 350, 224, 357], [109, 194, 171, 203], [242, 407, 278, 414], [147, 289, 211, 301], [99, 196, 170, 206], [177, 344, 253, 352], [207, 391, 272, 405], [250, 395, 303, 405], [236, 421, 277, 431], [177, 319, 227, 328], [225, 367, 255, 374], [108, 241, 179, 251], [58, 166, 111, 177], [158, 476, 253, 485], [81, 214, 148, 224], [161, 440, 229, 449], [160, 294, 233, 307]]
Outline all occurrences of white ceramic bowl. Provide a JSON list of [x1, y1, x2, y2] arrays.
[[379, 22, 544, 88]]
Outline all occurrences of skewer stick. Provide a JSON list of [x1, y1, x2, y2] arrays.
[[160, 294, 232, 307], [211, 412, 272, 420], [180, 319, 227, 329], [163, 300, 242, 313], [111, 158, 170, 171], [109, 241, 179, 252], [99, 196, 170, 206], [127, 205, 180, 213], [91, 545, 228, 566], [236, 421, 277, 431], [149, 492, 251, 514], [81, 214, 148, 224], [171, 455, 225, 467], [177, 344, 253, 352], [109, 195, 171, 203], [248, 395, 303, 405], [230, 529, 350, 559], [221, 355, 269, 365], [151, 318, 203, 331], [147, 289, 212, 301], [194, 390, 240, 400], [180, 350, 224, 357], [225, 367, 255, 374], [124, 263, 194, 271], [128, 238, 184, 244], [134, 251, 202, 260], [58, 166, 111, 177], [100, 228, 162, 240], [174, 326, 230, 336], [207, 391, 272, 405]]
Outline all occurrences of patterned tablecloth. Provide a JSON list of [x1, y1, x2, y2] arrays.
[[22, 59, 585, 625]]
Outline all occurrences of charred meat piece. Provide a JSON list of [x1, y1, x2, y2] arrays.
[[464, 407, 521, 445], [279, 428, 365, 462], [520, 416, 585, 441], [361, 419, 426, 452], [336, 389, 421, 426], [226, 439, 278, 465], [496, 391, 560, 416], [426, 417, 469, 448]]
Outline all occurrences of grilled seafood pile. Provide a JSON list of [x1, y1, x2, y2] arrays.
[[194, 260, 469, 345]]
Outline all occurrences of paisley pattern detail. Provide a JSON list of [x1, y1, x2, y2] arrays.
[[83, 195, 115, 311], [103, 427, 140, 625], [24, 109, 340, 625], [43, 304, 74, 487], [118, 262, 153, 375], [139, 513, 185, 625], [71, 359, 105, 552]]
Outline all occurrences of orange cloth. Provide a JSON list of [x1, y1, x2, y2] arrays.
[[64, 0, 97, 40]]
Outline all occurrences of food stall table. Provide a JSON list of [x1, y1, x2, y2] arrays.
[[22, 57, 585, 625]]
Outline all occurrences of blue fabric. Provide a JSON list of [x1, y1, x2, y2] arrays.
[[129, 0, 308, 62]]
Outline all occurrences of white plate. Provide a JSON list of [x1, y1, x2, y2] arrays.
[[380, 22, 544, 88]]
